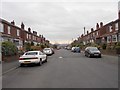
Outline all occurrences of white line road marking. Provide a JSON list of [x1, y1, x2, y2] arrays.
[[59, 57, 63, 59], [2, 66, 19, 75]]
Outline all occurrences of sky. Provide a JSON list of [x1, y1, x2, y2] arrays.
[[1, 0, 120, 44]]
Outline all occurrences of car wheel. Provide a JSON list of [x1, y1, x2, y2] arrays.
[[45, 57, 47, 62], [88, 54, 91, 58], [99, 55, 102, 58], [20, 63, 24, 67], [38, 59, 42, 66]]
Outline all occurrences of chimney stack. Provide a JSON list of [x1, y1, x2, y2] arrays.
[[100, 22, 103, 27], [28, 27, 31, 32], [87, 31, 89, 35], [11, 20, 15, 25], [84, 27, 85, 35], [91, 28, 94, 32], [33, 31, 37, 35], [81, 34, 83, 37], [96, 23, 99, 30], [21, 22, 25, 29]]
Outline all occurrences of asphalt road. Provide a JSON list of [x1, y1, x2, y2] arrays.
[[2, 49, 118, 88]]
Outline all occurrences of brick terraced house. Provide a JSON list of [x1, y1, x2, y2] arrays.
[[78, 20, 120, 46], [0, 18, 50, 50], [77, 11, 120, 46]]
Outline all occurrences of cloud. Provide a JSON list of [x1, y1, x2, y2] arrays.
[[1, 1, 119, 44]]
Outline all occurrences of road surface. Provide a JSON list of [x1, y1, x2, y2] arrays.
[[2, 49, 118, 88]]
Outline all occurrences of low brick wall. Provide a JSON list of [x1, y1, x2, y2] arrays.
[[100, 49, 118, 56], [2, 54, 19, 62]]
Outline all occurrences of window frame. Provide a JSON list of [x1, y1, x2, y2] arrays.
[[115, 23, 118, 31], [109, 25, 112, 32], [8, 26, 11, 34], [17, 29, 20, 36], [0, 23, 4, 32]]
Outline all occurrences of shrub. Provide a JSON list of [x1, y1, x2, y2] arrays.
[[31, 46, 42, 51], [115, 42, 120, 54], [2, 41, 18, 56], [106, 45, 112, 50], [102, 44, 107, 50], [24, 42, 31, 51]]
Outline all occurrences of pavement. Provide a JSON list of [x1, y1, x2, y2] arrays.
[[2, 49, 118, 88], [0, 63, 2, 90], [2, 60, 19, 75]]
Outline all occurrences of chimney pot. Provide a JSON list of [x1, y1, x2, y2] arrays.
[[87, 31, 89, 34], [21, 22, 25, 29], [28, 27, 31, 32], [11, 20, 15, 25], [96, 23, 99, 30], [100, 22, 103, 27], [91, 28, 94, 32]]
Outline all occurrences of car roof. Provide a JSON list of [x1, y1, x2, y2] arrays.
[[86, 47, 98, 49], [44, 48, 51, 49], [26, 51, 41, 53]]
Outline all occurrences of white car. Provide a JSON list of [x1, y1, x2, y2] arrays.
[[71, 47, 76, 52], [19, 51, 47, 66], [43, 48, 53, 55]]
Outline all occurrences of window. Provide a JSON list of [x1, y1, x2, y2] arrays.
[[27, 33, 28, 39], [115, 23, 118, 31], [119, 34, 120, 42], [25, 52, 38, 55], [109, 25, 112, 32], [0, 36, 4, 42], [107, 36, 111, 43], [93, 33, 95, 37], [0, 23, 4, 32], [96, 31, 98, 36], [13, 40, 19, 46], [33, 36, 34, 40], [39, 52, 43, 55], [112, 35, 117, 42], [17, 29, 20, 36], [8, 26, 11, 34], [29, 34, 31, 39]]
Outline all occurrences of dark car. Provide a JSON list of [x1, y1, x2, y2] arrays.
[[71, 47, 81, 53], [85, 47, 101, 58]]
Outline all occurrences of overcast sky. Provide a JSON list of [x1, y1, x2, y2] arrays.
[[1, 0, 120, 44]]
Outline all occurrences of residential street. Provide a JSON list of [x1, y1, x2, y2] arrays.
[[2, 49, 118, 88]]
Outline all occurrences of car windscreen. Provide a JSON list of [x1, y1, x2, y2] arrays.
[[25, 52, 38, 55], [75, 47, 80, 49], [44, 49, 51, 51], [90, 48, 98, 51]]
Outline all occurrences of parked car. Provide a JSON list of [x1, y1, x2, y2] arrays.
[[51, 48, 55, 54], [85, 47, 101, 58], [71, 47, 76, 52], [71, 47, 81, 53], [43, 48, 53, 55], [19, 51, 47, 66], [74, 47, 81, 53], [66, 46, 71, 50]]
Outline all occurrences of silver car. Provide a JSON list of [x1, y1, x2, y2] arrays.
[[85, 47, 101, 58]]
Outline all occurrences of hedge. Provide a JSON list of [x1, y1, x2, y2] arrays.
[[2, 41, 18, 56]]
